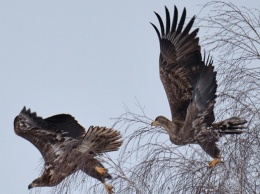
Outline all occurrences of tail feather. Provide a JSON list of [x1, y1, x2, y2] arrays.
[[80, 126, 122, 154], [213, 117, 247, 134]]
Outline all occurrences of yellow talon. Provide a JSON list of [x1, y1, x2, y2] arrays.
[[208, 158, 222, 168], [104, 183, 114, 194], [95, 166, 106, 174]]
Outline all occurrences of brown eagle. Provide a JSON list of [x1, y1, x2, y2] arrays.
[[150, 6, 247, 168], [14, 107, 122, 194]]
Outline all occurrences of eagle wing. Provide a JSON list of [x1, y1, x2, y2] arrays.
[[14, 107, 86, 158], [151, 6, 202, 121], [184, 57, 217, 129], [184, 57, 218, 157], [44, 114, 85, 139]]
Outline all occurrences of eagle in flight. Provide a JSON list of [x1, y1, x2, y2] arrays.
[[150, 6, 247, 167], [14, 107, 122, 194]]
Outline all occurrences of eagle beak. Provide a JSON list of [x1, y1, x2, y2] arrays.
[[28, 182, 36, 190], [151, 121, 159, 126], [28, 184, 32, 190]]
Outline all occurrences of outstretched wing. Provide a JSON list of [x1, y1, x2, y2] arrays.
[[14, 107, 86, 158], [184, 56, 218, 157], [151, 6, 202, 121], [44, 114, 85, 138], [185, 56, 217, 127]]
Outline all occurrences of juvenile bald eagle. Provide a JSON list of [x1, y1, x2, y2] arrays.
[[14, 107, 122, 194], [150, 6, 247, 168]]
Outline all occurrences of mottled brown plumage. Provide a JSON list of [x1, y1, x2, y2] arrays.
[[14, 107, 122, 193], [151, 6, 247, 167]]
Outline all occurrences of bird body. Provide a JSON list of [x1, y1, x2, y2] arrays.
[[151, 6, 247, 167], [14, 107, 122, 193]]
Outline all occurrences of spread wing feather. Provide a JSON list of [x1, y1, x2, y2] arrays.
[[14, 107, 123, 158], [193, 56, 217, 117], [184, 56, 218, 157], [14, 107, 85, 158], [44, 114, 85, 138], [185, 56, 217, 126], [151, 6, 202, 121]]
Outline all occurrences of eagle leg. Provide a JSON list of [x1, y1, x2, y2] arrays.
[[95, 166, 114, 193], [104, 183, 114, 194], [95, 166, 107, 174], [208, 158, 222, 168]]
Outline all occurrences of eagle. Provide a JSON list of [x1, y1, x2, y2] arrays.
[[14, 107, 122, 194], [150, 6, 247, 168]]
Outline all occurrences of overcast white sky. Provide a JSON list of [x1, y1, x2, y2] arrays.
[[0, 1, 259, 194]]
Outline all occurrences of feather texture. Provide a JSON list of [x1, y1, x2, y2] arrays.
[[14, 107, 122, 192], [151, 6, 247, 164]]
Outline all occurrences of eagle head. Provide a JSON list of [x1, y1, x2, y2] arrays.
[[151, 116, 182, 145], [28, 176, 53, 189], [28, 182, 36, 190], [151, 116, 171, 128], [28, 178, 41, 190]]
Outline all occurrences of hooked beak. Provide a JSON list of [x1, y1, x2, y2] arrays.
[[28, 182, 36, 190], [28, 184, 32, 190]]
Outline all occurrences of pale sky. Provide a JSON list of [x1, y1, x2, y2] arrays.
[[0, 1, 259, 194]]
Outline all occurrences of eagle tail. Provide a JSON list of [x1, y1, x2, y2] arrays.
[[80, 126, 122, 154], [213, 117, 247, 134]]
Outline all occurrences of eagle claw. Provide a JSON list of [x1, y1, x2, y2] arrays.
[[104, 183, 114, 194], [95, 166, 107, 175], [208, 158, 222, 168]]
